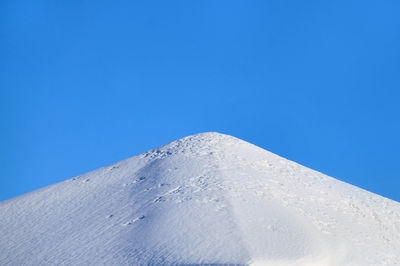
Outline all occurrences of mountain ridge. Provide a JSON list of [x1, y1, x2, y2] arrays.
[[1, 132, 399, 265]]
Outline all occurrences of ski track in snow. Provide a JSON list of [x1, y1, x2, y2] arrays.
[[1, 132, 400, 265]]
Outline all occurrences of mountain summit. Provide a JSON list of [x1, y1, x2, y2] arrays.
[[1, 132, 399, 265]]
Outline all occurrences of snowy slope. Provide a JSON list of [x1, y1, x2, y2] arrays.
[[1, 132, 399, 265]]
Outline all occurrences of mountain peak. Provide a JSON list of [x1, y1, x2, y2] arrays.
[[140, 132, 262, 161], [1, 133, 400, 265], [156, 131, 243, 151]]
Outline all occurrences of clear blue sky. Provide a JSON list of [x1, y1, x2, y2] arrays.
[[1, 0, 399, 202]]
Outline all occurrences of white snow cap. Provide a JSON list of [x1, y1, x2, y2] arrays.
[[1, 132, 399, 265]]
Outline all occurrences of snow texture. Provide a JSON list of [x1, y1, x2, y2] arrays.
[[1, 132, 400, 265]]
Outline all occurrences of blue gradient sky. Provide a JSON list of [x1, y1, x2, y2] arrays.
[[1, 0, 400, 202]]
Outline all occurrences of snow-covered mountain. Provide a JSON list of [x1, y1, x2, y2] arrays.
[[1, 132, 399, 265]]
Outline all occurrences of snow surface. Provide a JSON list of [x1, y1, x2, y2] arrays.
[[1, 132, 400, 265]]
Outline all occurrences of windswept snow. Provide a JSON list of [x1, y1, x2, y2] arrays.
[[1, 132, 400, 265]]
